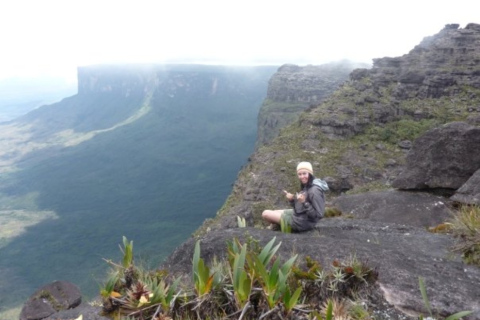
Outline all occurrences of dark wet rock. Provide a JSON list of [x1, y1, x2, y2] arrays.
[[331, 190, 452, 228], [451, 168, 480, 205], [392, 122, 480, 190], [20, 281, 81, 320]]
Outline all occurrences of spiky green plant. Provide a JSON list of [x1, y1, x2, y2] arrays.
[[418, 276, 472, 320], [146, 277, 181, 310], [192, 240, 215, 297], [100, 271, 119, 298], [121, 236, 134, 268], [250, 238, 298, 309], [280, 216, 292, 233], [237, 216, 246, 228], [418, 277, 432, 317], [282, 286, 302, 314], [231, 242, 252, 308]]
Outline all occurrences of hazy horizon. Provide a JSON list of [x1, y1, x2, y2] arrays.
[[1, 0, 479, 83]]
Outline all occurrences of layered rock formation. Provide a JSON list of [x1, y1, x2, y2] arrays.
[[256, 61, 366, 145], [18, 24, 480, 320], [186, 23, 480, 318], [308, 23, 480, 140]]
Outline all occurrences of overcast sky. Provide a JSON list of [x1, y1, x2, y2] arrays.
[[1, 0, 479, 82]]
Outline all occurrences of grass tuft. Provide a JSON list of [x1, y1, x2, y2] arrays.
[[450, 205, 480, 266]]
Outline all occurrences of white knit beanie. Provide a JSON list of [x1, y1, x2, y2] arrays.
[[296, 161, 313, 174]]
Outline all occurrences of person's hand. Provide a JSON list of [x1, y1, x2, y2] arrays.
[[283, 190, 294, 201], [296, 192, 306, 203]]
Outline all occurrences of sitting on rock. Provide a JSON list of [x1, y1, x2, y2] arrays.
[[262, 161, 327, 232]]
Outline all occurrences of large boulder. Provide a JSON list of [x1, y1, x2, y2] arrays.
[[162, 223, 480, 319], [451, 168, 480, 205], [20, 281, 81, 320], [331, 190, 452, 228], [392, 122, 480, 190]]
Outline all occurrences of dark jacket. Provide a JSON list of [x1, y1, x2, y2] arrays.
[[290, 178, 327, 232]]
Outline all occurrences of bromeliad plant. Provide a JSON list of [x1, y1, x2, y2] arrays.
[[226, 236, 302, 314], [102, 236, 385, 319], [231, 241, 252, 308], [237, 215, 247, 228], [192, 240, 217, 297], [121, 236, 134, 268], [280, 216, 292, 233], [100, 237, 181, 319], [248, 237, 299, 309]]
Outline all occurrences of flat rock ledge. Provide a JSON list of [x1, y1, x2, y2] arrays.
[[163, 220, 480, 319]]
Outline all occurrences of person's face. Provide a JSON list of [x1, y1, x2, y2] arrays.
[[297, 170, 309, 185]]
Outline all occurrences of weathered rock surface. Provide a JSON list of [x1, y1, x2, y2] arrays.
[[257, 61, 364, 145], [20, 281, 81, 320], [171, 24, 480, 319], [331, 190, 452, 228], [163, 221, 480, 319], [392, 122, 480, 190], [451, 168, 480, 205], [305, 23, 480, 141], [43, 303, 109, 320]]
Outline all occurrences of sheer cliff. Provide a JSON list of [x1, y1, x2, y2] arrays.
[[256, 61, 368, 145], [0, 64, 277, 316], [200, 23, 480, 233], [165, 23, 480, 319]]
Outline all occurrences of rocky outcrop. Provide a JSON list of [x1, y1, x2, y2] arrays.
[[257, 61, 365, 145], [19, 281, 107, 320], [163, 220, 480, 319], [43, 304, 109, 320], [186, 24, 480, 319], [392, 122, 480, 190], [331, 190, 452, 228], [304, 23, 480, 141], [367, 23, 480, 99], [451, 168, 480, 205], [20, 281, 82, 320]]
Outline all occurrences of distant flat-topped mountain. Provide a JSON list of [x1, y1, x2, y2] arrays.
[[0, 64, 280, 316]]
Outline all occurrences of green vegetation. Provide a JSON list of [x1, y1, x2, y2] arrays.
[[418, 276, 472, 320], [450, 205, 480, 266], [280, 216, 292, 233], [237, 216, 246, 228], [0, 67, 275, 316], [101, 237, 378, 320], [366, 119, 439, 144], [192, 240, 216, 297]]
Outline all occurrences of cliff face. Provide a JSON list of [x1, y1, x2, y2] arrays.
[[77, 64, 278, 97], [0, 64, 278, 318], [179, 24, 480, 319], [199, 23, 480, 232], [256, 61, 367, 145]]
